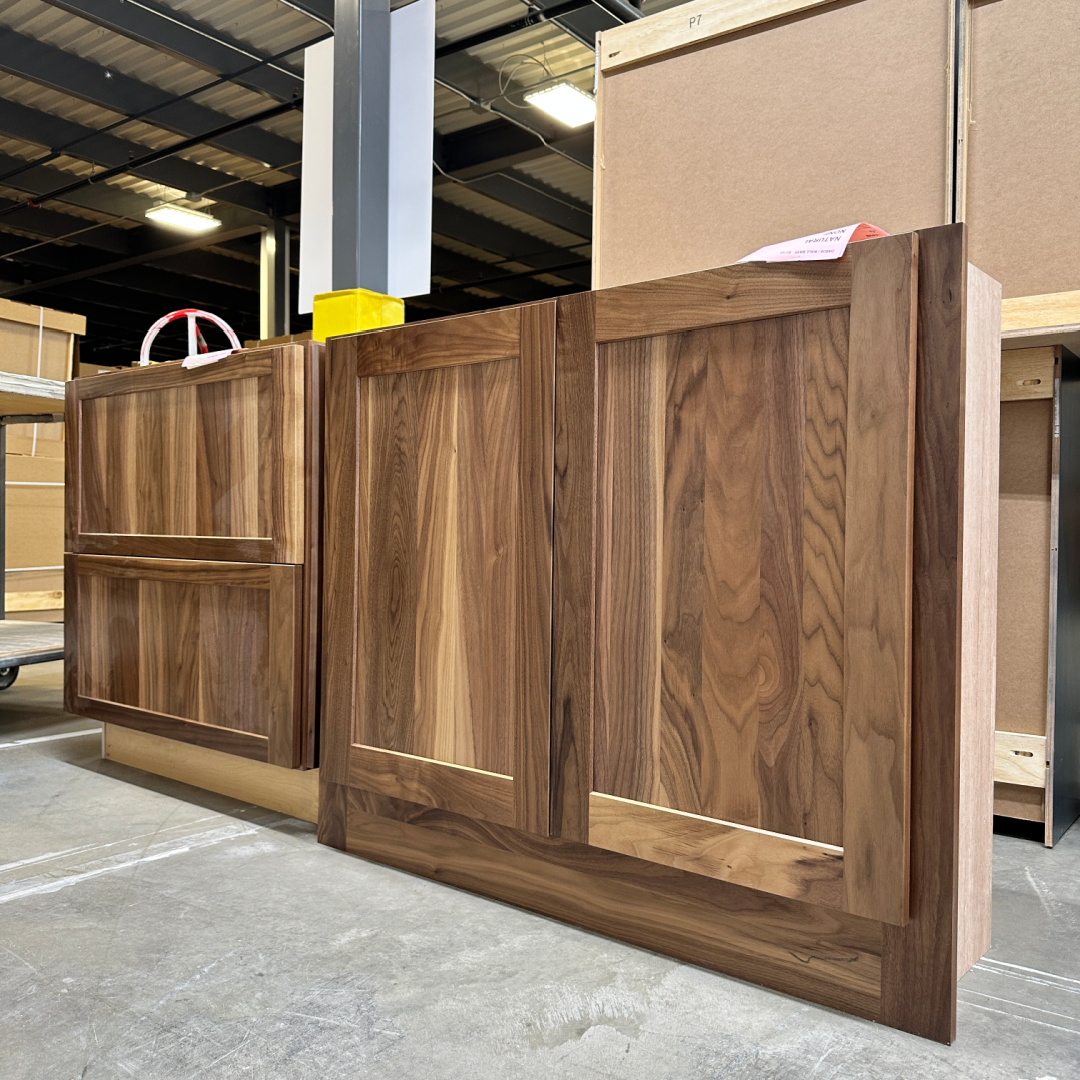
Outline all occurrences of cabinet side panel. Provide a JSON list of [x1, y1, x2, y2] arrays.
[[957, 264, 1000, 977]]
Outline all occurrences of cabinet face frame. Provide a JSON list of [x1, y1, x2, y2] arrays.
[[65, 345, 310, 565], [320, 303, 556, 836], [65, 554, 304, 767]]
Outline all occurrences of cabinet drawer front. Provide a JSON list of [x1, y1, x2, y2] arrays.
[[66, 554, 303, 767], [66, 346, 312, 564], [322, 302, 555, 835]]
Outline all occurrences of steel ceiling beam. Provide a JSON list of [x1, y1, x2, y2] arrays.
[[435, 172, 591, 238], [435, 117, 592, 180], [0, 100, 274, 216], [42, 0, 305, 104], [0, 28, 302, 175], [0, 222, 264, 299], [431, 198, 591, 286]]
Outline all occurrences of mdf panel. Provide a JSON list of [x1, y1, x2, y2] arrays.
[[67, 555, 302, 766], [324, 303, 555, 836], [593, 0, 953, 288], [68, 347, 306, 564], [995, 399, 1053, 738], [966, 0, 1080, 298]]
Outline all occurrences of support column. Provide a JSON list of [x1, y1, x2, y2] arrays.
[[260, 219, 290, 340], [332, 0, 391, 294]]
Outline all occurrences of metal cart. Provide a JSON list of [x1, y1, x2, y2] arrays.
[[0, 371, 66, 689]]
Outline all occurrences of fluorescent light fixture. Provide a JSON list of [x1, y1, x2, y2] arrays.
[[145, 204, 221, 233], [524, 82, 595, 128]]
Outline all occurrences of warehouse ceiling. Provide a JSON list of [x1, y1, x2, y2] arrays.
[[0, 0, 680, 365]]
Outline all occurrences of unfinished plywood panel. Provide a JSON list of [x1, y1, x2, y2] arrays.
[[593, 0, 953, 288], [1001, 348, 1055, 401], [956, 265, 1000, 980], [994, 731, 1047, 788], [996, 398, 1053, 737], [966, 0, 1080, 298]]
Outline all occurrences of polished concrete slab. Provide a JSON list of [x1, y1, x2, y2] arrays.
[[2, 663, 1079, 1079]]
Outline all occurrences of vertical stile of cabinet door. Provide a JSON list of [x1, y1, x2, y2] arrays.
[[576, 236, 918, 925], [66, 346, 306, 564], [327, 303, 556, 834], [66, 555, 304, 767]]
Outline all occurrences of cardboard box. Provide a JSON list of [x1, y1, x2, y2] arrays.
[[0, 297, 85, 460]]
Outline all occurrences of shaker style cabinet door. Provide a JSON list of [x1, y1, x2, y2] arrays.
[[66, 555, 304, 767], [554, 235, 919, 925], [322, 304, 556, 835], [66, 345, 312, 564]]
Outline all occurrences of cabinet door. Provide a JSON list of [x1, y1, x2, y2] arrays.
[[556, 235, 918, 924], [323, 304, 555, 834], [66, 554, 304, 767], [66, 345, 311, 564]]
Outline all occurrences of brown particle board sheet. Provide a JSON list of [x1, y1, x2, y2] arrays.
[[593, 0, 954, 288], [966, 0, 1080, 298]]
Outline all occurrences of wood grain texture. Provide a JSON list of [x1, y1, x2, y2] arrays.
[[593, 260, 851, 342], [956, 263, 1000, 980], [351, 305, 522, 377], [84, 697, 267, 759], [593, 309, 849, 847], [300, 346, 324, 770], [550, 292, 597, 842], [994, 731, 1047, 788], [323, 303, 557, 835], [879, 223, 966, 1043], [70, 346, 307, 563], [515, 302, 556, 834], [1001, 291, 1080, 333], [1001, 347, 1055, 401], [318, 338, 360, 788], [344, 788, 884, 1020], [73, 534, 275, 562], [104, 724, 318, 822], [588, 792, 843, 906], [70, 555, 303, 761], [841, 233, 918, 926], [350, 745, 515, 827]]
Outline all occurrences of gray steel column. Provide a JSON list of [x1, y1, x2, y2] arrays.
[[332, 0, 391, 294], [260, 218, 290, 338]]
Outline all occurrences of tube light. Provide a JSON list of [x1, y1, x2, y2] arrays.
[[524, 82, 596, 128], [145, 204, 221, 233]]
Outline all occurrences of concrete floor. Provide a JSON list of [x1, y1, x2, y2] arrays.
[[2, 664, 1079, 1080]]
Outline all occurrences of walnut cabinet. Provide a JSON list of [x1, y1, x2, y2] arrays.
[[65, 343, 322, 769], [320, 227, 1001, 1042]]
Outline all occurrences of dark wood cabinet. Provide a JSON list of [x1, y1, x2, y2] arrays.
[[319, 228, 1001, 1041], [320, 304, 555, 833], [65, 343, 322, 769]]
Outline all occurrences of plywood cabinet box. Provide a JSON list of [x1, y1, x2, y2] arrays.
[[995, 337, 1080, 843], [321, 227, 1000, 1043], [64, 343, 323, 770]]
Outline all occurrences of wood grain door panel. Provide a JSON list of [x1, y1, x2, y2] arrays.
[[66, 346, 307, 563], [67, 554, 303, 766], [322, 303, 555, 834], [580, 235, 918, 924]]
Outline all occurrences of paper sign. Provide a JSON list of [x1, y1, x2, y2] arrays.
[[182, 349, 236, 370], [737, 223, 889, 263]]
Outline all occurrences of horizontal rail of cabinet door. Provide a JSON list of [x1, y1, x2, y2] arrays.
[[320, 301, 555, 836], [65, 344, 316, 565], [65, 554, 304, 767]]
